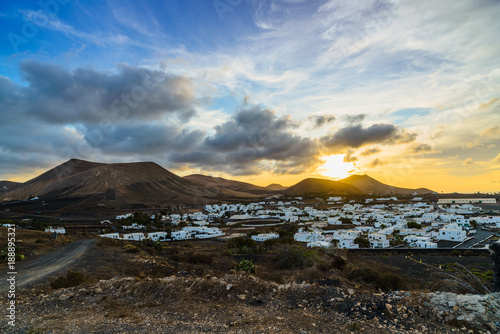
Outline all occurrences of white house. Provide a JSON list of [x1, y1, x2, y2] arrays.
[[436, 223, 467, 242], [171, 230, 192, 241], [415, 236, 437, 248], [116, 213, 132, 220], [251, 233, 279, 242], [337, 238, 359, 249], [294, 231, 323, 243], [100, 232, 121, 239], [122, 233, 145, 241], [368, 233, 390, 248], [45, 226, 66, 234], [148, 232, 170, 241]]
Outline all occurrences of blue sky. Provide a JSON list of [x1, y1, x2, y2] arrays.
[[1, 0, 499, 192]]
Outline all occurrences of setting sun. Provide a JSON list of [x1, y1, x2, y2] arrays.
[[318, 155, 356, 180]]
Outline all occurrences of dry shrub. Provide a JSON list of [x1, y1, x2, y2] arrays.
[[275, 244, 320, 269], [346, 267, 404, 291], [50, 271, 93, 289], [97, 237, 123, 247], [183, 252, 214, 265]]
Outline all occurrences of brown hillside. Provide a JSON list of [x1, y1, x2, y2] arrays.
[[283, 178, 364, 196], [339, 174, 434, 195]]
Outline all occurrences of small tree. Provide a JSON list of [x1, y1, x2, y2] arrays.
[[354, 237, 370, 248], [407, 221, 422, 229]]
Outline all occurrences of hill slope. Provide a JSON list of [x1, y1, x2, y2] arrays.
[[339, 174, 434, 195], [0, 159, 210, 206], [183, 174, 265, 196], [283, 178, 364, 196]]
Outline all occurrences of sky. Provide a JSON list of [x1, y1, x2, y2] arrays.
[[0, 0, 499, 193]]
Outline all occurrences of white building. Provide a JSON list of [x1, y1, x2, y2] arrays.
[[45, 226, 66, 234], [171, 230, 192, 241], [415, 237, 437, 248], [122, 233, 145, 241], [251, 233, 279, 242], [100, 232, 120, 239], [148, 232, 170, 241], [368, 233, 390, 248], [437, 198, 496, 204], [436, 223, 467, 242]]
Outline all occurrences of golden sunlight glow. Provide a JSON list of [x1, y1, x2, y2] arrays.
[[318, 154, 356, 179]]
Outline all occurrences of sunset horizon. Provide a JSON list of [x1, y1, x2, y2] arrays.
[[1, 0, 499, 193]]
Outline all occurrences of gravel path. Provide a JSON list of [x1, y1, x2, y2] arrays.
[[0, 239, 96, 292]]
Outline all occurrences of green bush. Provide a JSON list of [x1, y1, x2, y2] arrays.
[[275, 244, 320, 269], [227, 237, 256, 249], [235, 259, 255, 273], [0, 245, 23, 263], [451, 250, 461, 256], [463, 250, 474, 257], [141, 238, 163, 251]]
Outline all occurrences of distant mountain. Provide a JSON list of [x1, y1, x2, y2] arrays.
[[265, 183, 287, 191], [339, 174, 434, 195], [0, 159, 216, 206], [0, 181, 21, 195], [283, 178, 364, 196], [183, 174, 265, 197], [0, 181, 21, 188]]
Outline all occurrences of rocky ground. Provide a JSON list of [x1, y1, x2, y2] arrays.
[[2, 273, 499, 333]]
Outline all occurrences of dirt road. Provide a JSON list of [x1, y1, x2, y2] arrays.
[[0, 239, 96, 291]]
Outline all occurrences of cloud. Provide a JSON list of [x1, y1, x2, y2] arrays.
[[369, 158, 387, 168], [463, 158, 474, 165], [462, 138, 497, 150], [19, 60, 197, 124], [492, 153, 500, 164], [481, 125, 500, 137], [321, 123, 416, 151], [308, 115, 336, 127], [343, 114, 366, 124], [343, 149, 358, 163], [410, 143, 432, 154], [172, 103, 322, 175], [360, 147, 381, 156]]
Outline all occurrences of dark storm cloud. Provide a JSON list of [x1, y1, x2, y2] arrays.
[[0, 62, 201, 176], [172, 105, 322, 175], [321, 123, 416, 151], [20, 60, 197, 124], [83, 124, 205, 156]]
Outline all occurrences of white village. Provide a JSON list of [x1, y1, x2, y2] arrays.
[[99, 197, 499, 250]]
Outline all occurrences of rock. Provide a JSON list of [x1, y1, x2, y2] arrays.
[[237, 294, 246, 300], [226, 284, 233, 291], [348, 288, 355, 295], [59, 294, 71, 301], [448, 301, 456, 307], [386, 303, 393, 311], [487, 322, 497, 332], [453, 306, 459, 312]]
